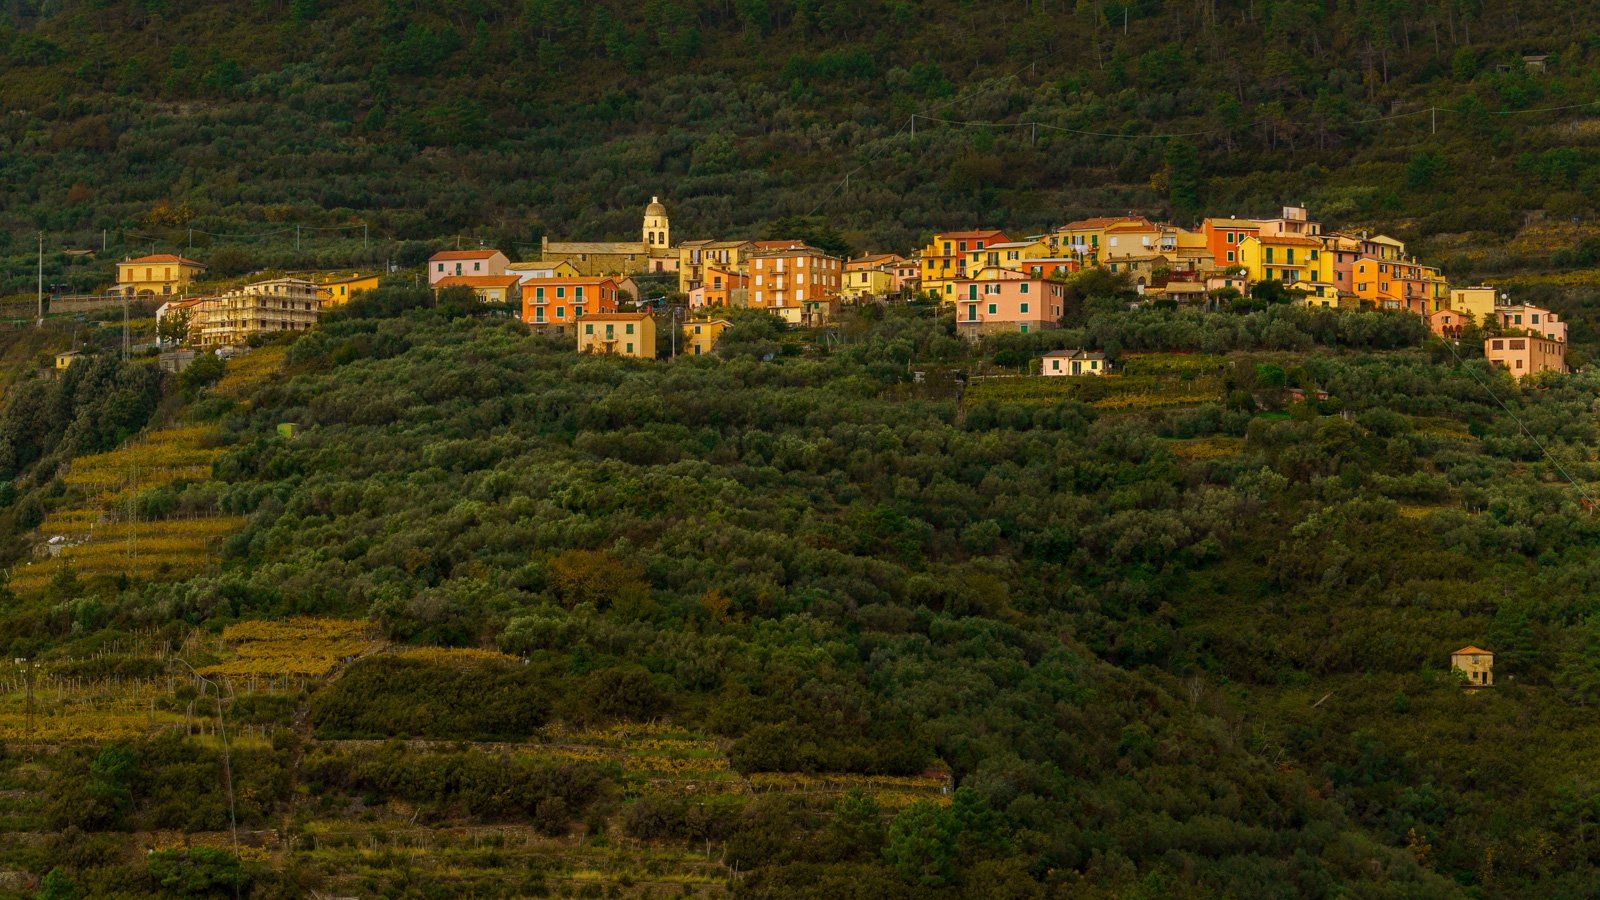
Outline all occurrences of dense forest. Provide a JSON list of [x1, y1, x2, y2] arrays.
[[4, 0, 1600, 294], [0, 283, 1598, 894]]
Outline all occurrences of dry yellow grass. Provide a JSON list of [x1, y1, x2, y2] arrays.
[[214, 345, 287, 398]]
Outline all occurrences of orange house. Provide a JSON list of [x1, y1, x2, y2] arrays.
[[522, 276, 620, 334], [1485, 335, 1566, 378], [748, 242, 843, 325], [698, 267, 748, 309], [1200, 218, 1260, 268], [1020, 258, 1082, 280]]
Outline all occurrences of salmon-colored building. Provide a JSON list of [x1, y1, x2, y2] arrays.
[[1485, 335, 1566, 378], [1018, 258, 1082, 280], [953, 271, 1066, 339], [692, 267, 748, 310], [747, 242, 842, 325], [1497, 304, 1566, 343], [1429, 308, 1469, 339], [522, 276, 621, 335], [428, 249, 509, 287]]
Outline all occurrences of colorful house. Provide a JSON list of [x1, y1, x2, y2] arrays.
[[952, 271, 1066, 339], [1041, 348, 1105, 376], [682, 318, 731, 356], [115, 253, 207, 297], [1236, 235, 1332, 286], [54, 350, 82, 369], [1053, 216, 1153, 264], [1253, 205, 1322, 239], [317, 273, 381, 306], [748, 243, 842, 323], [1449, 286, 1499, 322], [523, 277, 621, 335], [842, 266, 897, 301], [964, 239, 1050, 277], [1430, 308, 1469, 339], [918, 230, 1010, 301], [694, 267, 748, 310], [507, 260, 582, 281], [435, 275, 524, 306], [1201, 218, 1260, 268], [1497, 304, 1566, 343], [677, 240, 754, 293], [1018, 258, 1082, 280], [578, 312, 656, 359], [428, 249, 509, 287], [1485, 335, 1566, 378]]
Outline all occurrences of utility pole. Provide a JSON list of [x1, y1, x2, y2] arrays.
[[363, 223, 368, 252], [36, 232, 43, 326], [101, 229, 106, 252], [1431, 106, 1437, 134], [295, 224, 301, 251]]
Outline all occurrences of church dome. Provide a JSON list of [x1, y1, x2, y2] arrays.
[[645, 196, 667, 217]]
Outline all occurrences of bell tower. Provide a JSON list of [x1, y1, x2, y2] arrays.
[[643, 196, 670, 250]]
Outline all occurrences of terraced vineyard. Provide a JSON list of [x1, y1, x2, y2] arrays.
[[7, 347, 286, 597]]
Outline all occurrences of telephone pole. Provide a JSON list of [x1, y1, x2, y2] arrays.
[[36, 232, 43, 326]]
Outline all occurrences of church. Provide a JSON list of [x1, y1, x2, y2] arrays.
[[540, 197, 678, 277]]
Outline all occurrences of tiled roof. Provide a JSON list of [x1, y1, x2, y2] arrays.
[[543, 242, 648, 255], [435, 275, 522, 288], [1454, 646, 1492, 656], [430, 249, 502, 261], [123, 253, 206, 267]]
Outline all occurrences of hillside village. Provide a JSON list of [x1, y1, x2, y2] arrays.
[[91, 197, 1574, 380]]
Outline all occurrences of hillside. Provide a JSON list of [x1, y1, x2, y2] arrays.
[[0, 289, 1598, 894], [5, 1, 1600, 295]]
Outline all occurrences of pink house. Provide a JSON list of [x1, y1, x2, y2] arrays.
[[1429, 308, 1468, 339], [1485, 335, 1566, 378], [953, 271, 1065, 339], [428, 249, 509, 287], [1497, 304, 1566, 343]]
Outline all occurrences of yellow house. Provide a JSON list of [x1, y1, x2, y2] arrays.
[[919, 230, 1010, 301], [578, 312, 656, 359], [1293, 281, 1344, 307], [115, 254, 207, 297], [842, 267, 896, 301], [678, 240, 755, 293], [682, 317, 730, 356], [507, 260, 582, 280], [964, 239, 1051, 277], [317, 273, 381, 306], [1236, 235, 1333, 286], [1449, 286, 1498, 322], [54, 350, 82, 369], [1451, 646, 1494, 687]]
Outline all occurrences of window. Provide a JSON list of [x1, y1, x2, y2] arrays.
[[1019, 325, 1028, 333], [1310, 250, 1318, 260], [576, 287, 585, 300], [1265, 248, 1275, 263], [474, 262, 481, 272], [625, 323, 635, 335], [556, 306, 565, 318], [585, 324, 594, 335], [556, 287, 565, 298], [437, 263, 445, 272], [626, 343, 634, 353], [958, 242, 968, 252], [1020, 283, 1029, 294], [1019, 302, 1029, 313], [1226, 251, 1235, 262], [1226, 232, 1235, 243], [574, 306, 583, 318], [536, 287, 545, 300], [988, 303, 997, 315]]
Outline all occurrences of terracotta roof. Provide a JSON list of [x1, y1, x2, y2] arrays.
[[435, 275, 522, 288], [318, 273, 380, 285], [933, 230, 1010, 240], [524, 276, 618, 286], [1061, 216, 1149, 230], [1043, 348, 1105, 360], [1204, 218, 1260, 229], [430, 249, 502, 261], [1453, 646, 1492, 656], [686, 318, 732, 326], [982, 240, 1040, 250], [123, 253, 206, 267], [1255, 235, 1324, 247], [581, 311, 653, 321]]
